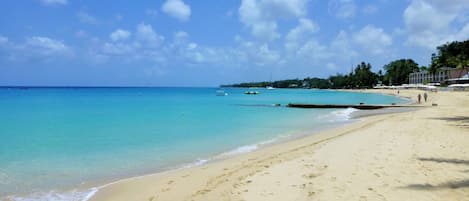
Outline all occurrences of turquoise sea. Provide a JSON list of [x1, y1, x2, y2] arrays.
[[0, 87, 407, 200]]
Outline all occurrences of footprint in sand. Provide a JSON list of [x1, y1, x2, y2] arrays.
[[303, 173, 319, 179]]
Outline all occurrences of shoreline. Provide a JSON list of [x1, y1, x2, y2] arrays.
[[83, 107, 364, 200], [88, 89, 467, 201], [88, 115, 384, 201]]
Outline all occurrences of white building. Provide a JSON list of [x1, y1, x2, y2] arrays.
[[409, 67, 452, 84]]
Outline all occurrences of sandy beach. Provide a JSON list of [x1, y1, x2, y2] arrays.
[[90, 89, 469, 201]]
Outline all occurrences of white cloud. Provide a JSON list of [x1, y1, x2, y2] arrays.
[[239, 0, 310, 41], [392, 27, 406, 36], [296, 39, 332, 61], [285, 18, 319, 52], [174, 31, 189, 39], [353, 25, 392, 55], [25, 36, 69, 54], [0, 36, 72, 62], [161, 0, 191, 22], [251, 21, 280, 41], [281, 28, 360, 68], [172, 31, 189, 45], [404, 0, 469, 49], [257, 0, 309, 18], [330, 30, 357, 59], [239, 42, 280, 66], [2, 36, 73, 62], [92, 23, 167, 63], [168, 31, 224, 65], [41, 0, 67, 5], [77, 11, 98, 25], [136, 23, 165, 47], [328, 0, 357, 19], [110, 29, 131, 41], [101, 42, 134, 55], [286, 18, 319, 41], [187, 43, 197, 50]]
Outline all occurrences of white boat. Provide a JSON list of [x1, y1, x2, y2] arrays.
[[266, 73, 275, 90], [244, 91, 259, 95], [216, 90, 228, 96]]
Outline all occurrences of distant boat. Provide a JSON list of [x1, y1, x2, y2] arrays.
[[266, 72, 275, 90], [216, 90, 228, 96], [244, 91, 259, 95]]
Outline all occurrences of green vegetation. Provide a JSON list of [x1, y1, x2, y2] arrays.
[[382, 59, 419, 85], [431, 40, 469, 69], [430, 40, 469, 78], [223, 62, 379, 89], [222, 39, 469, 89]]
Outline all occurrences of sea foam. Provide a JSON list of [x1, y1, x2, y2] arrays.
[[5, 188, 97, 201], [328, 108, 358, 122]]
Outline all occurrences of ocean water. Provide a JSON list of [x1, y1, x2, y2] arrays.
[[0, 87, 407, 200]]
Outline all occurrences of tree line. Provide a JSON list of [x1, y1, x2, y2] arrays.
[[222, 39, 469, 89]]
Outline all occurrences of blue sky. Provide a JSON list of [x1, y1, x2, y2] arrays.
[[0, 0, 468, 86]]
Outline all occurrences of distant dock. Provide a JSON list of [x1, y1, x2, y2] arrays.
[[287, 103, 421, 110]]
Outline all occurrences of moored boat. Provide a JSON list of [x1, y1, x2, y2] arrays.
[[244, 91, 259, 95]]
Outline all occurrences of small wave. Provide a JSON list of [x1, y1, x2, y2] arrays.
[[179, 135, 292, 170], [328, 108, 358, 122], [5, 188, 97, 201], [182, 158, 210, 168], [218, 144, 259, 157], [215, 135, 290, 159]]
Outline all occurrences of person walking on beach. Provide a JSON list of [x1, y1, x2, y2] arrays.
[[424, 92, 428, 102], [418, 94, 422, 104]]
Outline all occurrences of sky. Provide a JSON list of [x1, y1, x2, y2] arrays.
[[0, 0, 468, 87]]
